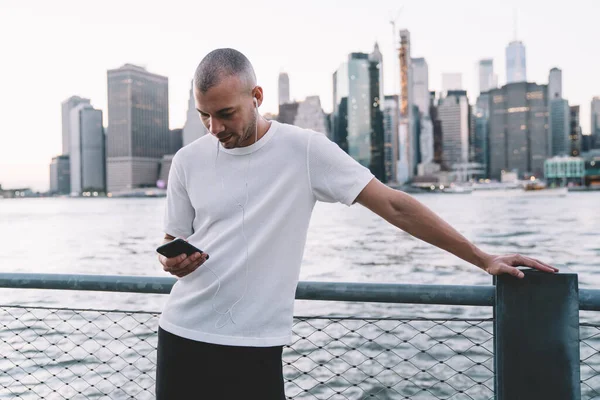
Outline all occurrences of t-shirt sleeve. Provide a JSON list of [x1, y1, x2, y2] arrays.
[[307, 132, 375, 206], [163, 155, 195, 238]]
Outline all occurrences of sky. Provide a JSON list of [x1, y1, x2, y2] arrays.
[[1, 0, 599, 192]]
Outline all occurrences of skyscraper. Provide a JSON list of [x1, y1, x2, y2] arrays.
[[549, 99, 570, 156], [170, 128, 183, 155], [332, 67, 348, 150], [570, 106, 582, 157], [182, 80, 207, 147], [442, 73, 463, 93], [411, 58, 429, 117], [69, 103, 106, 194], [158, 155, 173, 188], [106, 64, 170, 193], [437, 91, 470, 170], [368, 47, 386, 182], [474, 93, 490, 176], [506, 41, 527, 84], [411, 57, 434, 175], [332, 49, 385, 182], [61, 96, 90, 155], [488, 82, 549, 179], [548, 68, 562, 99], [293, 96, 329, 135], [157, 129, 183, 188], [419, 116, 434, 165], [334, 54, 368, 163], [478, 59, 495, 94], [592, 97, 600, 148], [278, 72, 290, 106], [369, 43, 384, 107], [548, 67, 570, 156], [429, 91, 444, 167], [411, 106, 422, 168], [276, 102, 300, 125], [582, 134, 593, 153], [49, 155, 70, 195], [383, 95, 400, 183]]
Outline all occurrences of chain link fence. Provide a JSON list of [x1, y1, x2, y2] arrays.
[[0, 305, 599, 399], [285, 317, 494, 399], [0, 305, 156, 399], [580, 323, 600, 399]]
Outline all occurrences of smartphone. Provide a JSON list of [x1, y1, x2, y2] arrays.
[[156, 238, 205, 259]]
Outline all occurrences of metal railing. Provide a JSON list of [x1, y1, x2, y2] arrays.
[[1, 272, 600, 399]]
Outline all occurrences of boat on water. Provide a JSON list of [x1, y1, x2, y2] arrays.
[[442, 186, 473, 194], [523, 186, 568, 196], [471, 182, 521, 191], [524, 181, 547, 191], [406, 180, 569, 197], [523, 181, 568, 196], [472, 180, 568, 197], [107, 189, 167, 198]]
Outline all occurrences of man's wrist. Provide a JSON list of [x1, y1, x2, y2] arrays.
[[472, 246, 492, 271]]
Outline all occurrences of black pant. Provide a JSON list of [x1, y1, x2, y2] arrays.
[[156, 327, 286, 399]]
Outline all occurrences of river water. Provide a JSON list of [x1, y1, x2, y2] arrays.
[[1, 193, 599, 398], [1, 193, 598, 311]]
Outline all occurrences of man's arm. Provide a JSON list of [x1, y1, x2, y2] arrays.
[[355, 179, 558, 278]]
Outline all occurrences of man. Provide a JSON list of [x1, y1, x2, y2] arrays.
[[156, 48, 558, 399]]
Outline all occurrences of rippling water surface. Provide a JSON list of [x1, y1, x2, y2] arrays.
[[1, 193, 599, 315]]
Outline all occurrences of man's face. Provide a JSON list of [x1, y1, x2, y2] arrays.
[[195, 76, 257, 149]]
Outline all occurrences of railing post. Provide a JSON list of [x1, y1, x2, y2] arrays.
[[494, 269, 581, 399]]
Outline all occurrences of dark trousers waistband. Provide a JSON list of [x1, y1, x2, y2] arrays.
[[155, 326, 286, 399]]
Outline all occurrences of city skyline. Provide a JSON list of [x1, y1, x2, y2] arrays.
[[1, 0, 599, 191]]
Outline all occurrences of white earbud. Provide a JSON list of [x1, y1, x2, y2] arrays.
[[254, 98, 259, 142]]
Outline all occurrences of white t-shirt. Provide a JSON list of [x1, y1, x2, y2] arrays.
[[159, 120, 374, 346]]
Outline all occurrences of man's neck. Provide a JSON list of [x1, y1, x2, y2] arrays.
[[247, 117, 271, 146], [256, 117, 271, 141]]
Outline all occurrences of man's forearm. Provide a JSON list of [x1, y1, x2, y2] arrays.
[[387, 191, 491, 270]]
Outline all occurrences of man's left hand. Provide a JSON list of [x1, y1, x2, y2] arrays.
[[482, 254, 559, 278]]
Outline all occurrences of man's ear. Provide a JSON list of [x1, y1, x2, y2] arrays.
[[252, 86, 264, 108]]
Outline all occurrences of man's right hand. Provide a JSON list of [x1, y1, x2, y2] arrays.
[[159, 250, 209, 278]]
